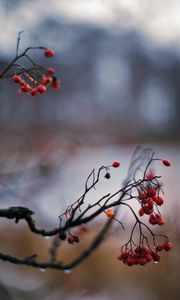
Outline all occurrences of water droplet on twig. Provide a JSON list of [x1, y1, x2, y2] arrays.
[[64, 269, 72, 274], [40, 267, 46, 272]]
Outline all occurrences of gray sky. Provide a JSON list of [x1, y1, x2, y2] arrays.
[[1, 0, 180, 56]]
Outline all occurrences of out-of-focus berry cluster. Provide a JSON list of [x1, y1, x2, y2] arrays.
[[12, 48, 61, 96]]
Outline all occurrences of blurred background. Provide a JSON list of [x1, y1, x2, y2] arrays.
[[0, 0, 179, 299]]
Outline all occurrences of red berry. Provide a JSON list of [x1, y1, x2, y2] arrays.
[[138, 258, 147, 266], [163, 242, 173, 251], [156, 214, 165, 225], [153, 196, 164, 206], [156, 245, 164, 252], [37, 85, 46, 94], [51, 77, 61, 90], [118, 252, 128, 261], [20, 79, 26, 86], [139, 191, 148, 201], [134, 247, 141, 254], [143, 205, 153, 215], [12, 74, 21, 84], [162, 159, 171, 167], [42, 75, 52, 86], [21, 84, 31, 93], [126, 257, 134, 266], [47, 68, 55, 75], [145, 254, 152, 262], [149, 189, 156, 197], [73, 235, 79, 243], [151, 251, 160, 262], [138, 207, 144, 217], [133, 257, 139, 265], [112, 160, 120, 168], [44, 48, 55, 57], [67, 235, 74, 245], [148, 198, 154, 209], [143, 246, 151, 255], [145, 171, 155, 180], [31, 88, 38, 96], [149, 214, 157, 225]]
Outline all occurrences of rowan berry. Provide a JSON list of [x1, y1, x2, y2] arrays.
[[126, 257, 134, 266], [147, 198, 154, 209], [153, 196, 164, 206], [133, 257, 139, 265], [134, 247, 141, 254], [44, 48, 55, 57], [67, 235, 74, 245], [156, 244, 164, 252], [145, 254, 153, 262], [156, 214, 165, 225], [163, 242, 173, 251], [143, 205, 153, 215], [12, 74, 21, 84], [139, 191, 148, 201], [112, 161, 120, 168], [21, 84, 31, 93], [138, 207, 144, 217], [149, 189, 156, 197], [73, 235, 79, 243], [145, 171, 155, 180], [162, 159, 171, 167], [20, 79, 26, 86], [106, 209, 115, 218], [149, 214, 157, 225], [51, 77, 61, 90], [138, 258, 147, 266], [41, 75, 52, 86], [118, 251, 129, 260], [31, 88, 38, 96], [37, 84, 46, 94], [104, 172, 111, 179], [151, 251, 160, 262], [47, 68, 55, 75]]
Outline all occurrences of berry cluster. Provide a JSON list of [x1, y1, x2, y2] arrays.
[[116, 156, 173, 267], [138, 188, 165, 225], [156, 241, 173, 252], [118, 241, 173, 267], [137, 158, 171, 226], [11, 48, 61, 96], [59, 230, 80, 245], [118, 246, 159, 266]]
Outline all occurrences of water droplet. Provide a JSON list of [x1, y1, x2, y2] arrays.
[[40, 267, 46, 272], [64, 269, 72, 274], [154, 261, 158, 264]]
